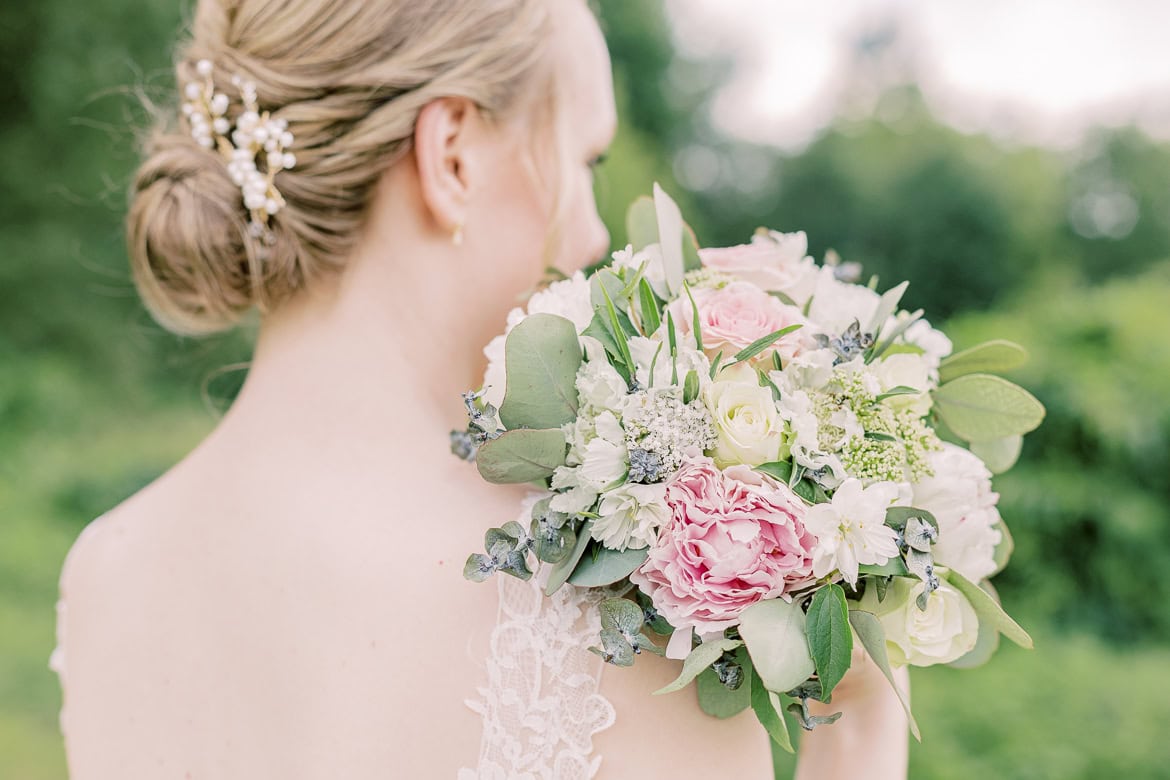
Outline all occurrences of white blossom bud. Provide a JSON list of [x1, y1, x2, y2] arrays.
[[196, 59, 213, 77]]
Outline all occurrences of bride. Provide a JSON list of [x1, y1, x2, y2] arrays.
[[51, 0, 909, 776]]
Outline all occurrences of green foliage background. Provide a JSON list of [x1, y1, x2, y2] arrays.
[[2, 1, 1168, 777]]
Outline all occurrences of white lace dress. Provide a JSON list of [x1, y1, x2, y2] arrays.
[[459, 570, 617, 779]]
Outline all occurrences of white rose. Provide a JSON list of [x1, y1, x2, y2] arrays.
[[873, 352, 934, 416], [913, 444, 1003, 582], [860, 577, 979, 666], [704, 364, 787, 467], [594, 482, 670, 550]]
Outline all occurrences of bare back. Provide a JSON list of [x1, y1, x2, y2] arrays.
[[54, 407, 774, 778]]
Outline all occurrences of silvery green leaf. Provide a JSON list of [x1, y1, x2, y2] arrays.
[[475, 428, 568, 484], [932, 373, 1046, 442], [970, 434, 1024, 474], [875, 574, 891, 602], [737, 597, 816, 694], [905, 549, 937, 590], [544, 519, 594, 596], [942, 569, 1033, 649], [938, 339, 1029, 383], [590, 627, 635, 667], [903, 515, 938, 552], [532, 519, 575, 564], [787, 698, 843, 731], [885, 506, 939, 534], [569, 545, 649, 587], [654, 637, 744, 695], [463, 553, 496, 583], [632, 632, 665, 657], [848, 609, 921, 740], [499, 313, 582, 431], [635, 589, 674, 636], [497, 549, 533, 581], [625, 195, 658, 252], [500, 521, 527, 544], [697, 654, 752, 719], [599, 597, 645, 635]]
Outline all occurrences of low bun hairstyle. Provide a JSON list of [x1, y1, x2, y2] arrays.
[[128, 0, 553, 336]]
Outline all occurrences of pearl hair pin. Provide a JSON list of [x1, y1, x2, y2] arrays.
[[181, 59, 296, 242]]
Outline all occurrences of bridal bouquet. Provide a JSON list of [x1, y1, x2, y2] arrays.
[[451, 185, 1043, 749]]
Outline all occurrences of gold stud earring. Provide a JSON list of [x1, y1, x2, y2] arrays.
[[452, 223, 464, 247]]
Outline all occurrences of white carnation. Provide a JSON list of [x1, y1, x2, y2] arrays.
[[594, 482, 670, 550]]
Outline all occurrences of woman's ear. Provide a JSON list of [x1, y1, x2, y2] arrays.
[[414, 97, 476, 239]]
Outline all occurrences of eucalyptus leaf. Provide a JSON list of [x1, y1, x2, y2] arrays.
[[738, 597, 816, 694], [568, 544, 649, 587], [970, 434, 1024, 474], [653, 183, 685, 295], [475, 428, 567, 484], [499, 313, 582, 430], [545, 519, 594, 595], [806, 584, 853, 701], [599, 596, 646, 634], [655, 637, 744, 695], [750, 668, 794, 753], [847, 609, 921, 740], [947, 582, 1002, 670], [697, 652, 753, 719], [943, 569, 1033, 649], [590, 627, 635, 667], [939, 339, 1029, 382], [625, 195, 658, 252]]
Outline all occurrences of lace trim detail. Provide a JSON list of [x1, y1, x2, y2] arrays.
[[460, 568, 616, 780]]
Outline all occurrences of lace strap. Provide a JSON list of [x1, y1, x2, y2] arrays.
[[460, 570, 615, 780]]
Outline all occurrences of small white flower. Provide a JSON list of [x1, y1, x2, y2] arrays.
[[803, 479, 902, 585], [611, 243, 669, 299], [594, 482, 670, 550]]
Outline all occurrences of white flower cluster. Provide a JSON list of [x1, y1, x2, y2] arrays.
[[181, 59, 296, 236], [622, 387, 717, 481]]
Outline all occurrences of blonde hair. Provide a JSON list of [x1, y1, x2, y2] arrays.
[[128, 0, 556, 336]]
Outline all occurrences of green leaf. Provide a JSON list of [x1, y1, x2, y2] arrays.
[[943, 569, 1033, 649], [728, 324, 804, 365], [708, 350, 724, 380], [599, 284, 637, 385], [599, 596, 645, 634], [806, 584, 853, 701], [499, 314, 582, 430], [991, 518, 1014, 576], [738, 597, 815, 694], [750, 667, 794, 753], [884, 506, 939, 534], [939, 339, 1029, 382], [753, 461, 821, 504], [867, 309, 923, 363], [666, 311, 679, 385], [682, 369, 699, 405], [947, 580, 1002, 670], [865, 431, 899, 443], [696, 650, 753, 718], [655, 638, 744, 695], [568, 544, 649, 587], [638, 277, 662, 335], [625, 195, 658, 252], [875, 385, 921, 404], [757, 368, 782, 401], [859, 558, 910, 577], [847, 609, 921, 740], [932, 373, 1046, 442], [545, 519, 594, 595], [653, 183, 686, 295], [970, 434, 1024, 474], [683, 281, 704, 352], [475, 428, 567, 484], [865, 281, 909, 335], [682, 220, 703, 273]]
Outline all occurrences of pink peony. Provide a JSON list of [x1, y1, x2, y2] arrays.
[[630, 449, 817, 634], [671, 281, 808, 363]]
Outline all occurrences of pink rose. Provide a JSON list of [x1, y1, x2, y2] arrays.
[[699, 232, 818, 305], [670, 281, 808, 363], [630, 449, 817, 634]]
